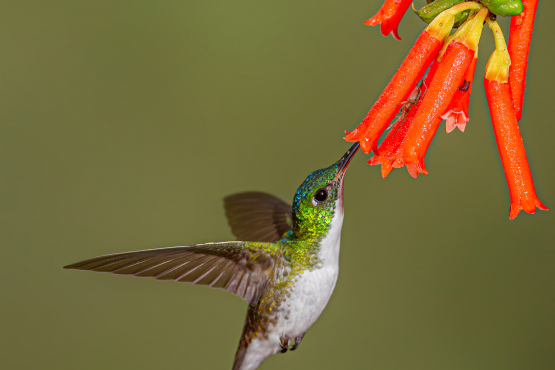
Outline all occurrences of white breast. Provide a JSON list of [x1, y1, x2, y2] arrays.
[[239, 194, 346, 370], [280, 205, 344, 338]]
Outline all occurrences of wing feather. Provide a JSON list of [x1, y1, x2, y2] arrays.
[[64, 242, 278, 304], [224, 192, 292, 242]]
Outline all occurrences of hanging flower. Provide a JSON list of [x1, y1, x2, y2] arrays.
[[392, 8, 488, 178], [345, 2, 483, 155], [441, 52, 477, 133], [369, 60, 440, 178], [484, 18, 547, 219], [344, 1, 547, 219]]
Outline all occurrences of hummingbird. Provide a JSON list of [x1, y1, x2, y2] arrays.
[[64, 142, 359, 370]]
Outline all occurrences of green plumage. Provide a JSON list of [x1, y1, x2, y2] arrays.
[[64, 143, 360, 370]]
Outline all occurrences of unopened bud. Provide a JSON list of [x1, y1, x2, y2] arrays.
[[482, 0, 523, 17], [413, 0, 466, 24]]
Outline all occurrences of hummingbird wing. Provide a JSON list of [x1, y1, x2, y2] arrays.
[[224, 192, 292, 242], [64, 241, 278, 305]]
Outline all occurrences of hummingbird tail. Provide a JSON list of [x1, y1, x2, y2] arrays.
[[232, 337, 279, 370], [232, 309, 280, 370], [232, 308, 253, 370], [232, 347, 247, 370]]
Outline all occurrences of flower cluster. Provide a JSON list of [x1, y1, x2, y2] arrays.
[[346, 0, 546, 219]]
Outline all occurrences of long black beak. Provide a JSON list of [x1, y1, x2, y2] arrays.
[[336, 142, 360, 176]]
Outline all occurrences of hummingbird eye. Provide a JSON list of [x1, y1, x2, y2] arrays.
[[313, 188, 328, 205]]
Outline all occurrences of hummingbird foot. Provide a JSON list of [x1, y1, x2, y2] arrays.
[[279, 337, 289, 353], [290, 333, 305, 351]]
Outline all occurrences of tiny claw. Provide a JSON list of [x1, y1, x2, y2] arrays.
[[279, 337, 289, 353], [291, 333, 305, 351]]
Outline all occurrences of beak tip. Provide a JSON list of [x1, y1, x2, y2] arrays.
[[337, 142, 360, 174]]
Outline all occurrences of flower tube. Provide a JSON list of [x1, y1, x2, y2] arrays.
[[369, 60, 440, 178], [391, 8, 488, 177], [345, 2, 483, 155], [441, 52, 477, 133], [364, 0, 413, 40], [368, 100, 421, 178], [484, 19, 547, 219], [508, 0, 539, 121]]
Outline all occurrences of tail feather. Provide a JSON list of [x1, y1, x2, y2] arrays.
[[232, 347, 248, 370], [232, 331, 281, 370], [232, 308, 279, 370], [232, 308, 253, 370]]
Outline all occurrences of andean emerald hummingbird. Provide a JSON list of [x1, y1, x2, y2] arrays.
[[64, 142, 359, 370]]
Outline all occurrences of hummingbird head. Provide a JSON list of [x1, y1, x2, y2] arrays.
[[290, 143, 359, 240]]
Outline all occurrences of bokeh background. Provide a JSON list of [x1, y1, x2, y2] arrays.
[[2, 1, 554, 369]]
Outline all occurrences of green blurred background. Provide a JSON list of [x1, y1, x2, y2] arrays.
[[1, 1, 554, 369]]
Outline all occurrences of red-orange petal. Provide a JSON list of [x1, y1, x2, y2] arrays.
[[344, 31, 443, 154], [364, 0, 412, 40], [508, 0, 539, 121], [397, 42, 475, 176], [368, 60, 440, 178], [484, 78, 547, 219], [441, 54, 477, 133]]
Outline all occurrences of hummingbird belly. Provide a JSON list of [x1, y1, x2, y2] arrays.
[[238, 205, 344, 370], [280, 208, 343, 339], [238, 263, 339, 370], [280, 263, 339, 338]]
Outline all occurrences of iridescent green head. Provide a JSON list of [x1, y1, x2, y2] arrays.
[[290, 143, 359, 240]]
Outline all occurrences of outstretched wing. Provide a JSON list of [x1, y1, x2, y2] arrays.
[[64, 241, 278, 305], [224, 192, 292, 242]]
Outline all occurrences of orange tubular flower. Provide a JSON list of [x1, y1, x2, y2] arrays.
[[441, 52, 477, 133], [508, 0, 539, 121], [484, 19, 547, 219], [343, 2, 547, 219], [344, 32, 441, 155], [345, 2, 482, 155], [368, 60, 440, 178], [392, 8, 488, 178], [364, 0, 413, 40], [368, 100, 421, 178]]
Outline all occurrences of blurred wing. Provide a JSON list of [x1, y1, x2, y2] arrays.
[[224, 192, 292, 242], [64, 241, 276, 305]]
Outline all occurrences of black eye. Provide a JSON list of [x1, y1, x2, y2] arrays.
[[313, 189, 328, 203]]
